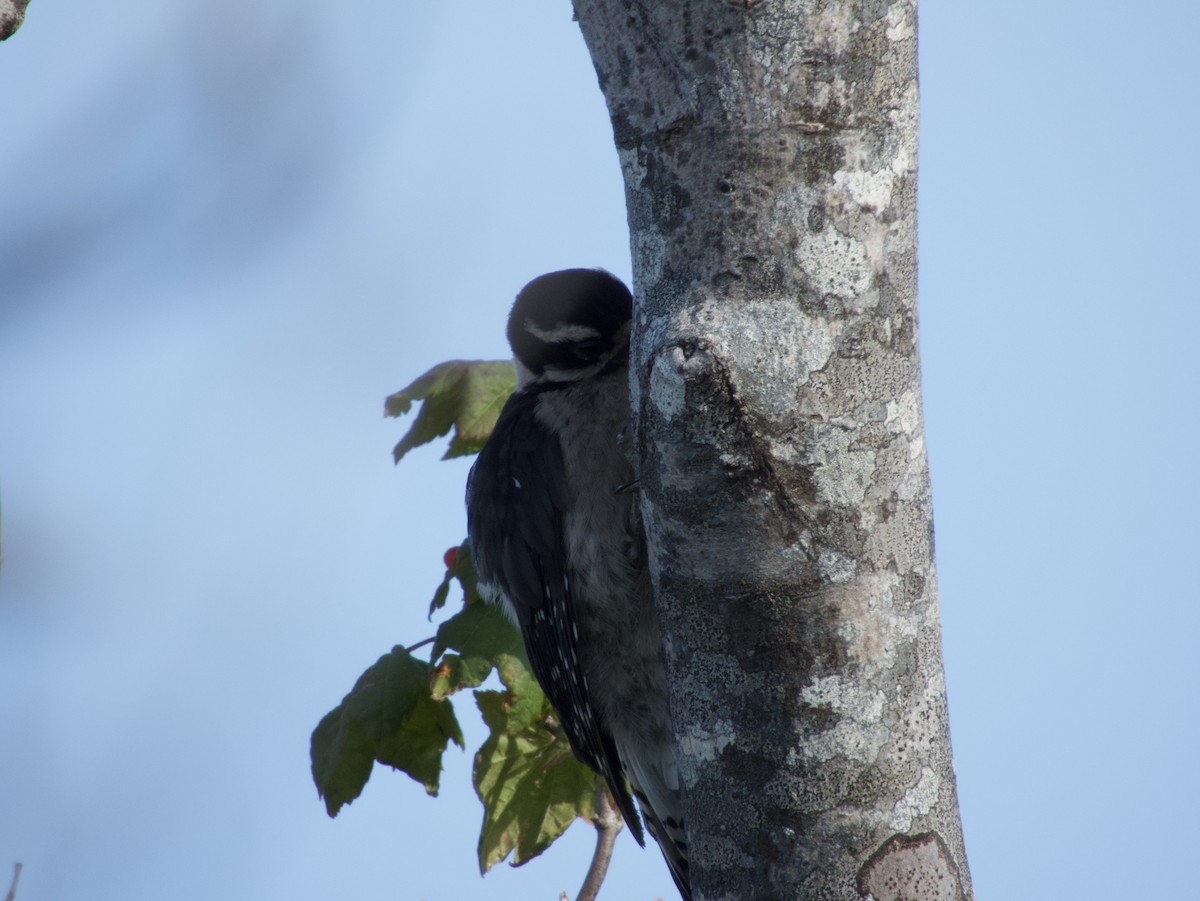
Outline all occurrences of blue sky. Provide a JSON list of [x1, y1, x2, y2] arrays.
[[1, 2, 1197, 900]]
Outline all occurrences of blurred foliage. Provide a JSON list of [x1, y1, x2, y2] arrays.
[[312, 360, 602, 874]]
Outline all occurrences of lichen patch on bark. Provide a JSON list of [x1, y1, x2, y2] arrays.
[[888, 766, 941, 831]]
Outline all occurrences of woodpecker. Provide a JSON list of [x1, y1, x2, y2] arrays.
[[465, 269, 689, 900]]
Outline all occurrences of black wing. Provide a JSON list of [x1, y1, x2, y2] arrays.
[[466, 388, 645, 845]]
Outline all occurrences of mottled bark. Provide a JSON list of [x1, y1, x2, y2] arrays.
[[572, 2, 972, 899]]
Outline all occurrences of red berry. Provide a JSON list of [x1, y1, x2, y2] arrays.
[[443, 546, 459, 570]]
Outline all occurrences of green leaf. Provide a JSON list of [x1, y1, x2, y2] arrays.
[[429, 572, 453, 616], [427, 574, 595, 871], [386, 360, 515, 462], [429, 541, 481, 617], [473, 689, 599, 873], [431, 593, 542, 730], [311, 647, 464, 817]]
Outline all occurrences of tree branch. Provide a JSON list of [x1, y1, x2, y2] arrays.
[[404, 636, 435, 655], [5, 863, 21, 901], [575, 783, 623, 901]]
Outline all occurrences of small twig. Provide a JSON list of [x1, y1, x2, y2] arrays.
[[575, 784, 624, 901], [5, 863, 21, 901], [404, 636, 436, 655]]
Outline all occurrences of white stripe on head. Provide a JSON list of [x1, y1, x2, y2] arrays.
[[512, 357, 538, 389], [525, 321, 602, 343]]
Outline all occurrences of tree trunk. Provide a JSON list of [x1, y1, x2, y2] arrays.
[[572, 2, 973, 899]]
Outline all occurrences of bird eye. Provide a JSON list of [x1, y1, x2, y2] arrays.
[[572, 338, 606, 362]]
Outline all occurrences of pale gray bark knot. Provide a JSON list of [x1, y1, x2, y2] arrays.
[[856, 832, 966, 901]]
